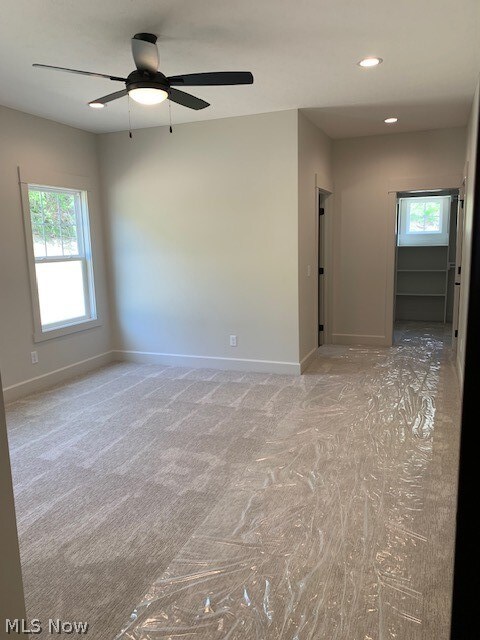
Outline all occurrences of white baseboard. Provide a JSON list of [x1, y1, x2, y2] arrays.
[[3, 351, 115, 403], [115, 349, 301, 375], [331, 333, 389, 347], [300, 347, 319, 373]]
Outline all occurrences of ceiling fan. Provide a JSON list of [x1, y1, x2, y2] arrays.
[[33, 33, 254, 111]]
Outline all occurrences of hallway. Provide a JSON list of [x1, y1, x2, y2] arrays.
[[7, 325, 460, 639]]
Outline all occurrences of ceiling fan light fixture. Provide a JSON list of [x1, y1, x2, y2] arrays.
[[128, 87, 168, 105], [89, 101, 105, 109]]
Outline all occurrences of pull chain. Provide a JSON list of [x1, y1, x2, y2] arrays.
[[169, 98, 173, 133], [128, 95, 133, 139]]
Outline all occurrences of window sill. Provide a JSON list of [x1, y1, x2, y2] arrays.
[[33, 317, 102, 343]]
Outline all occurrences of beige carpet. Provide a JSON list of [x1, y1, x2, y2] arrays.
[[6, 323, 460, 639]]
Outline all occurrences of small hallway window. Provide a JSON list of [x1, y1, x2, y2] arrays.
[[22, 184, 99, 341], [407, 200, 442, 234], [398, 195, 450, 246]]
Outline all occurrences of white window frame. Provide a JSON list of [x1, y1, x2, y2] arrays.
[[20, 180, 101, 342], [397, 195, 451, 246]]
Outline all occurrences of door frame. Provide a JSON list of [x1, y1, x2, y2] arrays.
[[452, 180, 465, 352], [315, 184, 333, 346], [386, 174, 463, 345]]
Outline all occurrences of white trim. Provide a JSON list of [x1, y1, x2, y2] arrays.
[[33, 318, 103, 343], [315, 181, 333, 346], [387, 174, 463, 194], [115, 349, 301, 375], [300, 347, 318, 373], [18, 167, 96, 193], [323, 192, 334, 345], [456, 352, 464, 392], [332, 333, 389, 346], [2, 351, 115, 403], [386, 191, 397, 347], [18, 170, 100, 343]]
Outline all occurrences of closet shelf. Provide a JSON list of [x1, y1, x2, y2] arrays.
[[395, 229, 453, 321], [398, 244, 448, 248], [397, 269, 446, 272], [396, 292, 446, 297]]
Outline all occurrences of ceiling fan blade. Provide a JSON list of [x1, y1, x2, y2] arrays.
[[131, 33, 159, 73], [88, 89, 128, 106], [168, 71, 254, 86], [169, 88, 210, 110], [33, 63, 126, 82]]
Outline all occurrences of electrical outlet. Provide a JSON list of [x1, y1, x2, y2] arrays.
[[31, 351, 38, 364], [229, 335, 237, 347]]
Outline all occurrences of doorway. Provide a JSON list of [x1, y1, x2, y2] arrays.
[[318, 191, 327, 346], [451, 179, 466, 353], [393, 189, 461, 345]]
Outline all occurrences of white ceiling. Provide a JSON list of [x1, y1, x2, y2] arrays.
[[0, 0, 479, 137]]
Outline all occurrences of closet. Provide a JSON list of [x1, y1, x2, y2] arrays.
[[395, 191, 458, 323]]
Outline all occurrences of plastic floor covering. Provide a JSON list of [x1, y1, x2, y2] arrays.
[[116, 323, 460, 640]]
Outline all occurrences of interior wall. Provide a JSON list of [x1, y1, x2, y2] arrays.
[[0, 105, 112, 398], [0, 372, 26, 623], [457, 79, 480, 387], [99, 110, 301, 372], [331, 127, 467, 345], [297, 111, 333, 363]]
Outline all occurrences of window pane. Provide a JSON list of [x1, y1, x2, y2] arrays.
[[59, 192, 79, 256], [28, 188, 80, 257], [35, 261, 86, 327], [408, 202, 441, 233], [29, 189, 47, 258], [43, 190, 62, 257]]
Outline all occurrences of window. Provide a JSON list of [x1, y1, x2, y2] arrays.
[[397, 195, 450, 246], [407, 201, 442, 234], [23, 184, 98, 340]]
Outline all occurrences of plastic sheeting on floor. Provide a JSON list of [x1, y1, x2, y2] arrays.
[[116, 324, 460, 640]]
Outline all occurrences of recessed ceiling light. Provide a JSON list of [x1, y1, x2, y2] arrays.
[[358, 57, 383, 68], [384, 117, 398, 124], [89, 101, 105, 109]]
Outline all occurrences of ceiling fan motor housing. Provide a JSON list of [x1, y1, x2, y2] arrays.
[[126, 70, 170, 93], [133, 33, 157, 44]]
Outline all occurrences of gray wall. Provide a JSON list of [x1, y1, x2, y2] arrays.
[[0, 105, 112, 398], [297, 111, 333, 361], [0, 374, 26, 625], [99, 110, 301, 372], [331, 127, 467, 345]]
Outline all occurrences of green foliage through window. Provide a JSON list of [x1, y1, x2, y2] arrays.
[[408, 201, 441, 233], [29, 188, 79, 257]]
